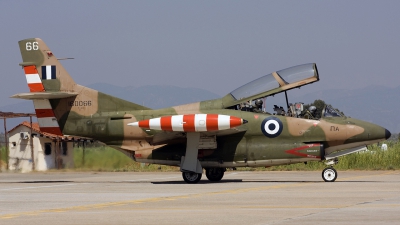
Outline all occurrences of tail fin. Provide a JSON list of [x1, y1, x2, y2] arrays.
[[17, 38, 71, 135], [15, 38, 150, 136], [18, 38, 76, 92]]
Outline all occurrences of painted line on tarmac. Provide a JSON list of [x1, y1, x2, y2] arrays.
[[95, 203, 400, 212], [0, 171, 395, 220], [242, 204, 400, 209], [0, 183, 81, 191]]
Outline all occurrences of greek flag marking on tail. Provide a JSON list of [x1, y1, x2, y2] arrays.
[[42, 65, 56, 80]]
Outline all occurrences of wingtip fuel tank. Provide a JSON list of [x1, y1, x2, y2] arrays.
[[128, 114, 246, 132]]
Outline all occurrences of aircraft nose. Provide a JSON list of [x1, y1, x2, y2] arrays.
[[367, 125, 391, 141], [385, 129, 391, 140], [345, 118, 391, 142]]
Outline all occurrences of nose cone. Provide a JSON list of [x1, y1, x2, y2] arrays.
[[344, 118, 391, 143], [363, 124, 391, 142], [385, 129, 391, 140]]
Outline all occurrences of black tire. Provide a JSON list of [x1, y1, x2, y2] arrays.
[[205, 168, 225, 182], [182, 172, 202, 184], [322, 167, 337, 182]]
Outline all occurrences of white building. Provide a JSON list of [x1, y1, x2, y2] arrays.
[[8, 121, 75, 172]]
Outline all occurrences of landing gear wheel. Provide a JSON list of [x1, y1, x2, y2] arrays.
[[205, 168, 225, 182], [182, 172, 202, 184], [322, 167, 337, 182]]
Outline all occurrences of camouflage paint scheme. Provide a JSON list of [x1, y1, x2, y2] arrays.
[[14, 38, 391, 182]]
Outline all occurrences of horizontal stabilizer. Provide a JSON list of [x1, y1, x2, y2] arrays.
[[11, 92, 78, 100]]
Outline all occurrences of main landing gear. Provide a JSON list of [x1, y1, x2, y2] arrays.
[[182, 171, 202, 184], [205, 168, 225, 182], [182, 168, 226, 184]]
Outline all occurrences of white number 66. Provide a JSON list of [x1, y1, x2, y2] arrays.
[[26, 42, 39, 51]]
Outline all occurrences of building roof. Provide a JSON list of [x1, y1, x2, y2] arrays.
[[8, 121, 92, 141], [0, 111, 35, 119]]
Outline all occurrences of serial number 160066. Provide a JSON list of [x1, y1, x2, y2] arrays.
[[68, 101, 92, 107]]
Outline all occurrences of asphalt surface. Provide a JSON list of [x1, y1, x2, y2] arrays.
[[0, 170, 399, 225]]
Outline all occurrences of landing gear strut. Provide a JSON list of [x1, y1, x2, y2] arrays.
[[182, 171, 202, 184], [322, 167, 337, 182], [205, 168, 225, 182]]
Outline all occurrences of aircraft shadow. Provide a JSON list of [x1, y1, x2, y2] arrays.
[[152, 179, 243, 184], [0, 180, 383, 184], [0, 180, 72, 184]]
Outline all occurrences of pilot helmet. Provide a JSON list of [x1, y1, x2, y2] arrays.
[[255, 99, 263, 106], [309, 106, 316, 113]]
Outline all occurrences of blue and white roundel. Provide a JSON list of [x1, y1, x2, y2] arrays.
[[261, 117, 283, 138]]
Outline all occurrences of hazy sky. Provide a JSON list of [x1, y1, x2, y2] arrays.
[[1, 1, 400, 108]]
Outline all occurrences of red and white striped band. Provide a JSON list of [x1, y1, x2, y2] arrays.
[[129, 114, 245, 132], [23, 65, 45, 92]]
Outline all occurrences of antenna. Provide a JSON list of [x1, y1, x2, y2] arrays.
[[57, 58, 75, 60]]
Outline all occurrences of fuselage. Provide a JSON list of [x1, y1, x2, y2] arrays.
[[60, 106, 390, 168]]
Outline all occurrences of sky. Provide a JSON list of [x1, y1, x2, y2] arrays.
[[1, 1, 400, 108]]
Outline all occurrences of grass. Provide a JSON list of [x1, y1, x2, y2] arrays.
[[0, 147, 7, 171], [335, 143, 400, 170], [72, 141, 400, 172]]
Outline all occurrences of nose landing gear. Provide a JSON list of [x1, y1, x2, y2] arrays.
[[322, 167, 337, 182], [322, 158, 338, 182]]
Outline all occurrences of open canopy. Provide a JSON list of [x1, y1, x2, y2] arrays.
[[229, 63, 319, 102]]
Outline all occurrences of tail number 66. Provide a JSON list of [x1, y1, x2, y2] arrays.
[[26, 42, 39, 51]]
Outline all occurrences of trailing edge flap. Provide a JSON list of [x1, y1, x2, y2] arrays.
[[11, 92, 78, 100]]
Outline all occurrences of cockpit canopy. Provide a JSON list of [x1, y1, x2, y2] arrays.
[[229, 63, 319, 103]]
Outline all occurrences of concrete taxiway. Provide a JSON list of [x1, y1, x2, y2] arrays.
[[0, 171, 399, 225]]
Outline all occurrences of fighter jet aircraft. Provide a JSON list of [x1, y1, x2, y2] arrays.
[[13, 38, 391, 183]]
